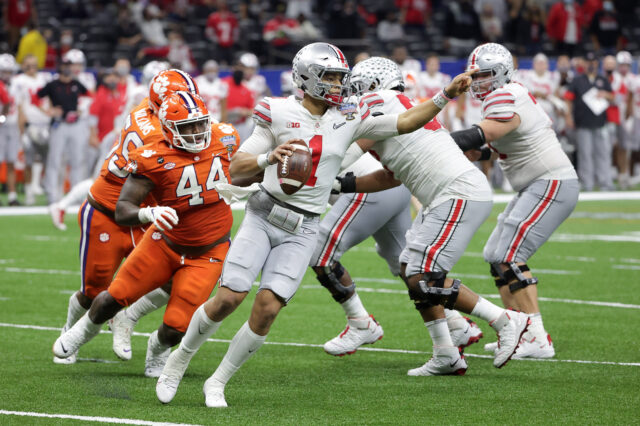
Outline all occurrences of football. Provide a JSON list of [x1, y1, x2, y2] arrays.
[[277, 139, 312, 195]]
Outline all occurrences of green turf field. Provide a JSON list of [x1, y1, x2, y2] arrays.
[[0, 200, 639, 425]]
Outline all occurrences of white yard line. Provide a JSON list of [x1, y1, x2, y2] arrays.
[[551, 233, 640, 243], [1, 266, 80, 275], [613, 265, 640, 270], [3, 322, 638, 367], [0, 410, 200, 426]]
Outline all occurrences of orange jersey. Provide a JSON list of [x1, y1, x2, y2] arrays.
[[89, 98, 164, 211], [126, 122, 239, 246]]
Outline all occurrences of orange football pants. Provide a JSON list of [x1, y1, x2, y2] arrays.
[[78, 201, 145, 299], [108, 228, 230, 332]]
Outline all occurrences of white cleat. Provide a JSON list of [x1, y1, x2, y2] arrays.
[[407, 346, 467, 376], [484, 341, 498, 353], [109, 310, 135, 361], [492, 310, 530, 368], [203, 377, 228, 408], [512, 333, 555, 359], [53, 324, 90, 359], [52, 325, 78, 364], [144, 332, 171, 378], [324, 315, 384, 356], [49, 203, 67, 231], [449, 316, 483, 350], [156, 348, 193, 404]]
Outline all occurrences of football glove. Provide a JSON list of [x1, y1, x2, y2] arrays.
[[331, 172, 356, 194], [138, 206, 179, 231]]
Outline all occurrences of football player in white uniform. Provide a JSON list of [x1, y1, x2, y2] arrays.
[[418, 53, 452, 99], [0, 53, 20, 205], [451, 43, 579, 359], [522, 53, 563, 128], [332, 57, 529, 376], [156, 42, 477, 407], [195, 60, 228, 122]]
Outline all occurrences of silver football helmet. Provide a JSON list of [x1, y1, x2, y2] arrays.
[[0, 53, 17, 73], [142, 60, 170, 86], [466, 43, 514, 100], [350, 57, 404, 96], [292, 42, 351, 106]]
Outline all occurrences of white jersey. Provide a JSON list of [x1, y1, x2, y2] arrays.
[[397, 58, 422, 75], [195, 75, 228, 121], [363, 90, 489, 208], [245, 74, 269, 102], [481, 82, 577, 191], [522, 70, 559, 120], [75, 71, 96, 118], [10, 72, 51, 125], [239, 95, 399, 213], [464, 94, 483, 126], [418, 71, 452, 99], [341, 152, 382, 177], [628, 74, 640, 120]]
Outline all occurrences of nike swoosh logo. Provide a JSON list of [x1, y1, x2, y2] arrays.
[[123, 348, 131, 353], [60, 341, 69, 354], [333, 122, 346, 130], [449, 361, 458, 368], [198, 324, 207, 335], [248, 349, 256, 353]]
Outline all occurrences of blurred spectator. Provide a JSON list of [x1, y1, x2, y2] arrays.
[[286, 0, 313, 18], [113, 58, 137, 97], [396, 0, 430, 37], [13, 54, 51, 205], [444, 0, 482, 56], [195, 60, 228, 122], [166, 0, 191, 25], [602, 54, 630, 188], [353, 51, 371, 65], [523, 53, 562, 125], [58, 29, 74, 61], [139, 30, 195, 73], [43, 29, 58, 69], [0, 54, 20, 205], [589, 1, 622, 55], [377, 10, 405, 43], [222, 60, 255, 143], [59, 0, 88, 20], [391, 45, 422, 74], [479, 3, 503, 42], [565, 52, 614, 191], [87, 68, 128, 173], [418, 53, 451, 99], [16, 22, 47, 69], [508, 0, 546, 55], [475, 0, 507, 24], [237, 2, 264, 58], [547, 0, 584, 56], [263, 3, 300, 64], [4, 0, 37, 52], [279, 69, 295, 97], [240, 52, 270, 101], [206, 0, 239, 66], [625, 55, 640, 186], [116, 7, 143, 48], [555, 54, 575, 99], [139, 4, 168, 47], [581, 0, 602, 27], [326, 1, 363, 39], [37, 55, 89, 204], [293, 14, 321, 41]]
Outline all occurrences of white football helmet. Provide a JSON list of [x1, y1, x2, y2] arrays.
[[466, 43, 514, 100], [239, 52, 259, 69], [0, 54, 17, 72], [62, 49, 86, 65], [616, 51, 632, 65], [142, 60, 170, 86], [292, 42, 351, 106], [350, 56, 404, 96]]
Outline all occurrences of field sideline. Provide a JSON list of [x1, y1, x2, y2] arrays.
[[0, 199, 639, 425]]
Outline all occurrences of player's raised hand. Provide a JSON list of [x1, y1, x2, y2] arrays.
[[446, 68, 478, 98], [138, 206, 179, 231]]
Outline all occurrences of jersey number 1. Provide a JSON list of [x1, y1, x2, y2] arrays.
[[176, 157, 227, 205]]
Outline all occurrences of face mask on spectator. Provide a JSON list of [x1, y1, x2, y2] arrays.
[[206, 72, 217, 82], [115, 66, 130, 76], [60, 67, 73, 77], [61, 35, 73, 45], [105, 80, 118, 89], [232, 69, 244, 85]]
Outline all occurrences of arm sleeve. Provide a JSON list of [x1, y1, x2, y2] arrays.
[[482, 88, 517, 121], [238, 123, 276, 154], [339, 142, 365, 172], [252, 97, 272, 126], [353, 113, 399, 141]]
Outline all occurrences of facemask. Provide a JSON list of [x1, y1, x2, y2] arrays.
[[557, 65, 570, 73], [232, 69, 244, 85], [105, 81, 118, 89], [115, 66, 130, 76], [60, 68, 73, 77], [605, 69, 614, 76]]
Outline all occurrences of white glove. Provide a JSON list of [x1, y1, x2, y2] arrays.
[[138, 206, 179, 231]]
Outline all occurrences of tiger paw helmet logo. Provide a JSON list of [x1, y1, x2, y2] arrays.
[[152, 232, 162, 240], [152, 75, 170, 100], [158, 102, 169, 121], [99, 232, 110, 242]]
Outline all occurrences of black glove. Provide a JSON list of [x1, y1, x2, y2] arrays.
[[333, 172, 356, 194]]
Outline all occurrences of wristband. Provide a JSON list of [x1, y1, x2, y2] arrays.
[[432, 90, 451, 110], [257, 152, 271, 169], [479, 147, 492, 161]]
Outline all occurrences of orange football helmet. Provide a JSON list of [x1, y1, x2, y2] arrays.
[[158, 91, 211, 153], [148, 69, 199, 113]]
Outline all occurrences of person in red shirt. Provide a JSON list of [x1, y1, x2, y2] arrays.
[[88, 68, 128, 172], [4, 0, 37, 51], [205, 0, 239, 66], [263, 3, 300, 64], [546, 0, 585, 56], [222, 60, 255, 143], [396, 0, 430, 36]]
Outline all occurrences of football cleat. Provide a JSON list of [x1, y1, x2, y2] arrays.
[[449, 316, 483, 350], [156, 347, 193, 404], [203, 377, 228, 408], [407, 346, 467, 376], [323, 315, 383, 356], [512, 332, 555, 359], [53, 324, 78, 364], [53, 321, 95, 359], [144, 331, 171, 378], [109, 310, 135, 361], [491, 310, 530, 368], [483, 341, 498, 353], [49, 203, 67, 231]]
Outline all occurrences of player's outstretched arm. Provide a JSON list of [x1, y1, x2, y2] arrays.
[[396, 69, 476, 135], [335, 169, 400, 194]]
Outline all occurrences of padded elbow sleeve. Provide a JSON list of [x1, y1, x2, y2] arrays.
[[450, 125, 486, 151]]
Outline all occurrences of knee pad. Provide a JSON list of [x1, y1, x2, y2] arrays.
[[490, 263, 507, 288], [408, 271, 460, 310], [316, 262, 355, 303], [495, 262, 538, 293]]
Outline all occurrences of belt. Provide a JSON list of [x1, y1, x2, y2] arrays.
[[87, 195, 115, 220], [258, 185, 319, 218], [162, 231, 230, 258]]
